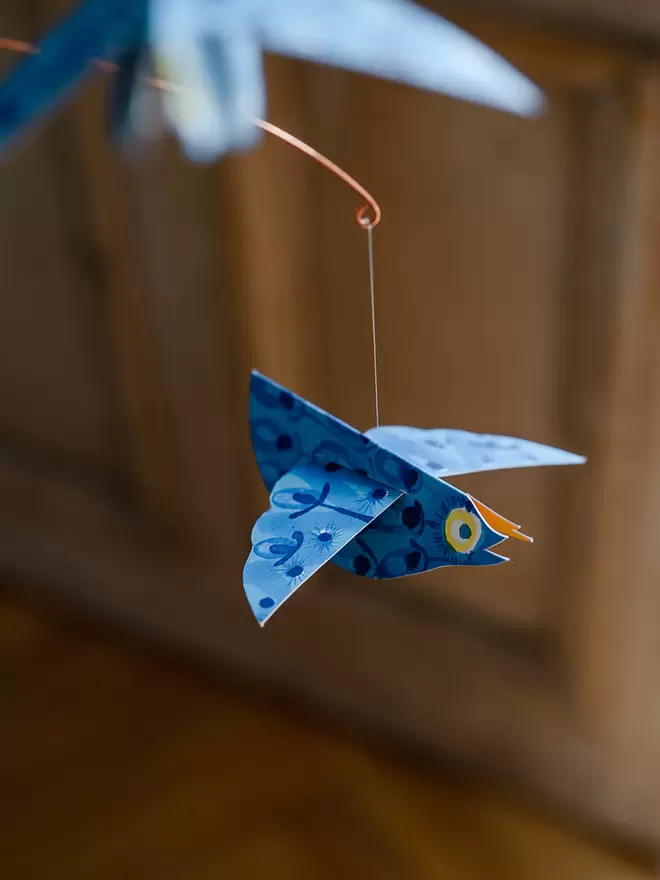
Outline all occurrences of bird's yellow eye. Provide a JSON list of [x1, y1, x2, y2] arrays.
[[445, 507, 482, 554]]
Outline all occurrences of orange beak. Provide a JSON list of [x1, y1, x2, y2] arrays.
[[471, 496, 533, 544]]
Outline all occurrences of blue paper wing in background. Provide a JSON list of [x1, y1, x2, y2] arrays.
[[150, 0, 265, 162], [0, 0, 145, 154], [244, 460, 402, 625], [365, 425, 586, 480], [0, 0, 544, 161], [251, 0, 544, 117]]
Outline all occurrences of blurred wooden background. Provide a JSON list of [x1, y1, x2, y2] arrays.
[[1, 0, 660, 851], [2, 593, 652, 878]]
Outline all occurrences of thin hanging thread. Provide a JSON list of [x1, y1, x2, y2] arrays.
[[0, 37, 382, 421], [252, 120, 381, 427], [367, 226, 379, 427]]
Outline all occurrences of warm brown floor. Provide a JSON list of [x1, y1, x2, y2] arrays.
[[0, 593, 652, 880]]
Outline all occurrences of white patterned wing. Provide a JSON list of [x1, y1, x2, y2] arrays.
[[366, 425, 586, 480], [244, 461, 402, 625]]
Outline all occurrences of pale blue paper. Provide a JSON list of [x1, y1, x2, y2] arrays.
[[365, 425, 586, 479], [244, 460, 402, 625], [151, 0, 545, 161], [246, 372, 585, 622], [0, 0, 544, 161]]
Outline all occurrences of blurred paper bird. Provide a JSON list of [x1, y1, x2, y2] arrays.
[[0, 0, 544, 162], [245, 371, 585, 625]]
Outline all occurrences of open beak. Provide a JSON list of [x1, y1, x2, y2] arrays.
[[471, 496, 533, 544]]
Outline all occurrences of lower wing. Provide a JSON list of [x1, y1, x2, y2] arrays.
[[244, 460, 402, 624]]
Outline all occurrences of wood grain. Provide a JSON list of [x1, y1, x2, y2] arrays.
[[0, 593, 651, 880], [574, 62, 660, 836], [0, 4, 127, 481]]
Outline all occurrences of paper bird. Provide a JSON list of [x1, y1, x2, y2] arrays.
[[245, 371, 585, 625], [0, 0, 544, 162]]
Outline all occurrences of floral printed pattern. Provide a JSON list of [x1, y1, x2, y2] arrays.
[[244, 461, 401, 624]]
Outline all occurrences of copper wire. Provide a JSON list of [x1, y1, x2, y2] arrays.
[[252, 118, 380, 229], [0, 38, 40, 54], [0, 38, 381, 229], [1, 35, 383, 421]]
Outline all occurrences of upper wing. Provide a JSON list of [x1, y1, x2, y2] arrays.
[[250, 0, 543, 117], [0, 0, 144, 156], [149, 0, 265, 162], [249, 370, 418, 496], [365, 425, 586, 479], [244, 460, 402, 624]]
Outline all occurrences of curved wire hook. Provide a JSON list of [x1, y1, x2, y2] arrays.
[[0, 37, 381, 230], [252, 119, 380, 230]]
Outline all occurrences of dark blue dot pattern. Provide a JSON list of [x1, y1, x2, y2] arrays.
[[245, 371, 585, 624]]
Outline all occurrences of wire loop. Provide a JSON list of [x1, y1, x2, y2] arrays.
[[252, 119, 380, 229]]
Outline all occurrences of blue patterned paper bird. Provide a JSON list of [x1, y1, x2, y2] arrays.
[[245, 371, 585, 625], [0, 0, 544, 162]]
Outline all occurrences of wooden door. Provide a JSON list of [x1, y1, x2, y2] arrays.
[[2, 1, 660, 849]]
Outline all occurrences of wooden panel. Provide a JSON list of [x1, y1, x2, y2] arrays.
[[572, 62, 660, 835], [70, 77, 247, 546], [0, 130, 127, 477], [0, 95, 127, 481]]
